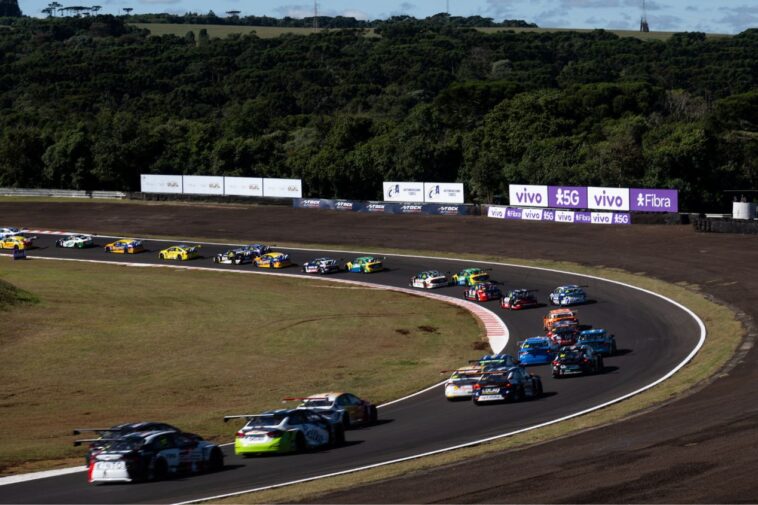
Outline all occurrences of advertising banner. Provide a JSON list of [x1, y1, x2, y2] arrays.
[[224, 177, 263, 197], [182, 175, 224, 195], [423, 183, 465, 204], [508, 185, 549, 207], [293, 198, 327, 209], [494, 206, 630, 225], [363, 202, 399, 214], [140, 174, 183, 194], [263, 178, 302, 198], [587, 186, 630, 211], [383, 182, 425, 203], [548, 186, 588, 209], [424, 204, 469, 216], [629, 188, 679, 212], [487, 206, 507, 219]]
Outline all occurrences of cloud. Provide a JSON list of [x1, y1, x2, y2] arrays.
[[646, 14, 683, 30], [715, 5, 758, 33], [484, 0, 518, 19]]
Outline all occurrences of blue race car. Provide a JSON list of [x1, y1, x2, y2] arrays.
[[471, 353, 518, 371], [577, 329, 617, 356], [517, 337, 559, 366], [549, 285, 587, 306]]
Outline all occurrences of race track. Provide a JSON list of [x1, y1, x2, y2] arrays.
[[0, 232, 703, 504]]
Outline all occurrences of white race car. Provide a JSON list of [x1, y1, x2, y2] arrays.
[[409, 270, 450, 289], [443, 366, 483, 400], [213, 249, 254, 265], [549, 285, 587, 306], [0, 227, 25, 239], [55, 234, 95, 248]]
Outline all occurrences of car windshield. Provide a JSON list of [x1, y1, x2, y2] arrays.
[[245, 414, 286, 428], [106, 436, 145, 451], [522, 341, 547, 349], [559, 350, 582, 360]]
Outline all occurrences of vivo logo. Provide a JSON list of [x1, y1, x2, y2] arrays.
[[488, 207, 505, 219], [522, 209, 543, 221], [515, 188, 543, 205], [591, 212, 613, 224], [588, 187, 629, 211], [555, 210, 575, 223], [509, 185, 548, 208], [594, 191, 623, 208]]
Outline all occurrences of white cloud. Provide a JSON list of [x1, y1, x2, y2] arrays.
[[716, 5, 758, 33]]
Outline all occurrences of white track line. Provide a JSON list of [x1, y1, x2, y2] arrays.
[[0, 233, 707, 498]]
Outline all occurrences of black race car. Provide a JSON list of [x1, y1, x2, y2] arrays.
[[551, 345, 604, 378], [213, 248, 254, 265], [73, 421, 180, 465], [501, 289, 540, 310], [471, 366, 543, 405]]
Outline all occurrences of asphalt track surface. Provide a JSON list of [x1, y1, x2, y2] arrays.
[[0, 232, 702, 504]]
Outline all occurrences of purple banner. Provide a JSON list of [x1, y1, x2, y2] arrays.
[[496, 207, 630, 225], [548, 186, 588, 209], [505, 207, 523, 220], [575, 212, 592, 224], [630, 188, 679, 212]]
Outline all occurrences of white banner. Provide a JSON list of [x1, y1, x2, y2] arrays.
[[224, 177, 263, 197], [140, 174, 183, 194], [182, 175, 224, 195], [587, 187, 630, 211], [554, 210, 575, 223], [487, 206, 507, 219], [424, 183, 464, 203], [508, 184, 549, 207], [383, 182, 425, 203], [263, 178, 302, 198]]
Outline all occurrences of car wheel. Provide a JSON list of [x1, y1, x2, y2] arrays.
[[55, 241, 61, 247], [512, 387, 524, 402], [369, 405, 378, 424], [208, 447, 224, 472], [159, 254, 164, 260], [153, 458, 168, 481], [341, 413, 351, 430], [294, 432, 306, 453], [535, 379, 543, 397], [473, 399, 483, 406]]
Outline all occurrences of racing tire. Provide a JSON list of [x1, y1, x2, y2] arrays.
[[473, 399, 483, 406], [159, 254, 164, 260], [55, 241, 62, 247], [534, 379, 543, 398], [341, 413, 351, 430], [512, 387, 524, 402], [208, 447, 224, 473], [153, 458, 169, 481], [369, 405, 378, 425], [104, 247, 110, 253], [294, 432, 306, 453], [597, 357, 605, 374]]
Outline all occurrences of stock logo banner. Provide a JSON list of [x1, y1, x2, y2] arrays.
[[508, 185, 678, 213]]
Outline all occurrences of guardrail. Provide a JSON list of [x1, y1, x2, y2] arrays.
[[0, 188, 126, 199]]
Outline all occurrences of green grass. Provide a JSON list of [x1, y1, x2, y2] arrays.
[[206, 254, 742, 504], [0, 258, 482, 475], [0, 278, 38, 310]]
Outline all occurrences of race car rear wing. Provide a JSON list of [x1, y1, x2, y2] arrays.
[[223, 415, 258, 422], [73, 438, 120, 447], [72, 428, 115, 435], [281, 397, 329, 402]]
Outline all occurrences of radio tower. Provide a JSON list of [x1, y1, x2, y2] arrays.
[[640, 0, 650, 32], [313, 0, 318, 30]]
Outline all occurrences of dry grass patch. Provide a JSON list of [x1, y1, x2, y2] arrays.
[[0, 258, 482, 475]]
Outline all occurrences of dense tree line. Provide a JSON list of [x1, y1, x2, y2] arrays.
[[0, 17, 755, 210]]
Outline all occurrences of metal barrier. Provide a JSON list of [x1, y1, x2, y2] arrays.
[[0, 188, 126, 199]]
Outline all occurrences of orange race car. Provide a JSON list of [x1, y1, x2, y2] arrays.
[[543, 308, 578, 331]]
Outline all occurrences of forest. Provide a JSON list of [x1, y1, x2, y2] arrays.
[[0, 16, 755, 210]]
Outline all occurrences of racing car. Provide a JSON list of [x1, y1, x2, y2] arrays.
[[442, 366, 483, 400], [224, 408, 342, 455], [302, 258, 341, 274], [73, 421, 181, 465], [543, 308, 578, 331], [501, 289, 540, 310], [552, 345, 604, 378], [55, 234, 94, 248], [547, 320, 580, 346], [517, 336, 559, 366], [409, 270, 450, 289], [213, 248, 254, 265], [239, 244, 271, 256], [464, 282, 502, 302], [78, 429, 223, 483], [471, 366, 543, 405], [285, 392, 378, 428], [345, 256, 383, 273], [0, 227, 25, 239], [254, 252, 291, 268], [0, 235, 34, 250], [549, 285, 587, 306], [452, 267, 490, 286], [104, 238, 145, 254], [577, 329, 617, 356], [471, 353, 519, 371], [158, 244, 201, 261]]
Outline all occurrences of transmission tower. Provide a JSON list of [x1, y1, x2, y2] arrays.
[[640, 0, 650, 32], [313, 0, 318, 30]]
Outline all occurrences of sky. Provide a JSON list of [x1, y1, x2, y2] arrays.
[[21, 0, 758, 34]]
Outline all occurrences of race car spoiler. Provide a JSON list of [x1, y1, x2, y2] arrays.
[[73, 438, 120, 447], [281, 397, 329, 402], [73, 428, 116, 435], [223, 415, 258, 422], [439, 369, 482, 375]]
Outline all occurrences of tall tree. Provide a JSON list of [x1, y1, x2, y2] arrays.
[[0, 0, 22, 17]]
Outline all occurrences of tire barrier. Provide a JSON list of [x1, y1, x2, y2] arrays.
[[693, 217, 758, 234]]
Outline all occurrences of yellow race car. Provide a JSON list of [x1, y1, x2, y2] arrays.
[[103, 238, 145, 254], [254, 252, 291, 268], [159, 244, 201, 261], [0, 235, 34, 250]]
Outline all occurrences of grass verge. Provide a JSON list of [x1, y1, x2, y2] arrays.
[[0, 258, 482, 476], [201, 250, 742, 504]]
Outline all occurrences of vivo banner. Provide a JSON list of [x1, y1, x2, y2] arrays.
[[488, 206, 630, 225], [224, 177, 263, 197], [383, 182, 425, 203], [140, 174, 183, 194], [424, 183, 464, 204], [508, 185, 549, 208], [182, 175, 224, 195], [587, 187, 630, 211], [263, 178, 302, 198], [548, 186, 588, 209]]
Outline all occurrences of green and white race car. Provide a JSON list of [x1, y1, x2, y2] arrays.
[[55, 234, 95, 248], [224, 409, 343, 456]]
